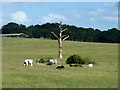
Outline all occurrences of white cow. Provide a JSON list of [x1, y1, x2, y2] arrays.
[[24, 59, 34, 66], [48, 59, 57, 64], [88, 64, 93, 67]]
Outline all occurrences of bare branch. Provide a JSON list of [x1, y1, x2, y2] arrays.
[[63, 35, 69, 41], [62, 35, 67, 38], [59, 25, 62, 30], [62, 28, 68, 32], [51, 32, 59, 39], [59, 21, 62, 30]]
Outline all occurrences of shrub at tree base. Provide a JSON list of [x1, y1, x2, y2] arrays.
[[66, 55, 95, 64], [39, 58, 45, 63], [36, 57, 53, 63], [66, 55, 84, 64]]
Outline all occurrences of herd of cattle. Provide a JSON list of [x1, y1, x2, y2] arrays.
[[24, 59, 93, 68], [24, 59, 57, 66]]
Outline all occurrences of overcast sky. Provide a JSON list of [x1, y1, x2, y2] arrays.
[[1, 2, 119, 30]]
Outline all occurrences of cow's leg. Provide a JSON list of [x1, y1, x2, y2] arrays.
[[26, 62, 28, 66], [30, 63, 33, 66]]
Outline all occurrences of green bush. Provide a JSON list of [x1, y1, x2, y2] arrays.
[[66, 55, 84, 64], [36, 57, 53, 63], [39, 58, 45, 63], [66, 55, 95, 65]]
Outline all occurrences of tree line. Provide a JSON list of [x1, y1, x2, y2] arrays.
[[1, 22, 120, 43]]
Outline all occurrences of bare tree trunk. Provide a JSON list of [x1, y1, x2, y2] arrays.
[[59, 30, 63, 59], [59, 39, 63, 59], [51, 21, 69, 59]]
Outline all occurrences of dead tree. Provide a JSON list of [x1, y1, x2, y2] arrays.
[[51, 21, 69, 59]]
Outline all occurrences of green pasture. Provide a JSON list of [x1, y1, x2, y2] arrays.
[[2, 38, 118, 88]]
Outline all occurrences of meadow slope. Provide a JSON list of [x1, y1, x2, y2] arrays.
[[2, 38, 118, 88]]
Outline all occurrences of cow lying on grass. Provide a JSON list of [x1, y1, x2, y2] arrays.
[[88, 64, 93, 67], [70, 64, 83, 67], [56, 65, 64, 69], [70, 64, 93, 67], [46, 63, 52, 65], [47, 59, 57, 65], [24, 59, 34, 66]]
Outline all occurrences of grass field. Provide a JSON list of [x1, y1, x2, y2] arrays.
[[2, 38, 118, 88]]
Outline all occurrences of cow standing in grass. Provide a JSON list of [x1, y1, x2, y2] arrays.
[[24, 59, 34, 66]]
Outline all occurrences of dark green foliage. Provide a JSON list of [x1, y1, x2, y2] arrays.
[[37, 57, 52, 63], [66, 55, 95, 64], [66, 55, 84, 64], [1, 22, 119, 43], [2, 22, 20, 34], [39, 58, 45, 63]]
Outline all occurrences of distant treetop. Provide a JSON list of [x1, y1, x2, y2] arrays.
[[1, 22, 120, 43]]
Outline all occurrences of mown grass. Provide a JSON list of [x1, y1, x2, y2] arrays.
[[2, 38, 118, 88]]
